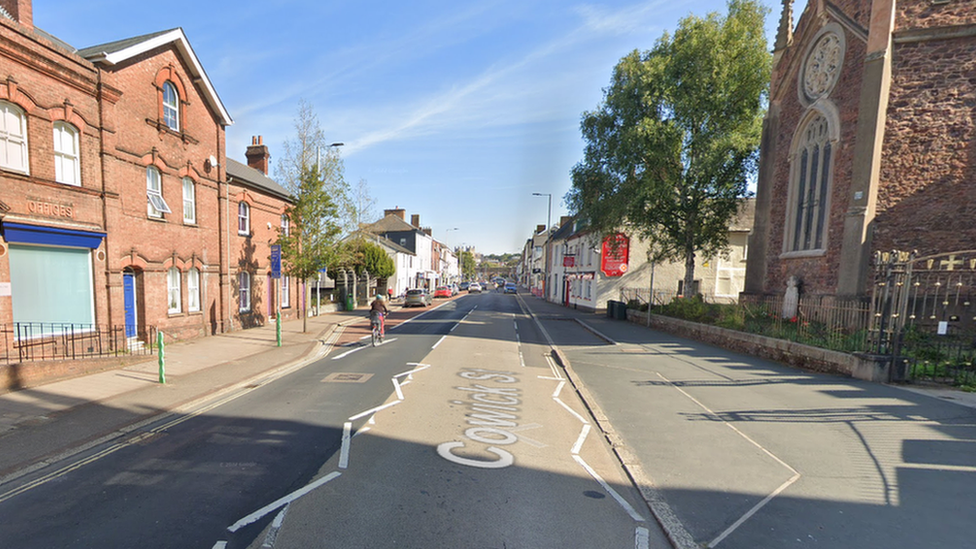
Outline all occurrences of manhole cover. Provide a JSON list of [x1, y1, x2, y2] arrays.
[[322, 372, 374, 383]]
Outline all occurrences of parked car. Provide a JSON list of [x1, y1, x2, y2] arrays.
[[450, 284, 459, 296], [504, 283, 517, 294], [468, 282, 482, 293], [458, 282, 470, 291], [404, 288, 432, 307], [433, 286, 452, 298]]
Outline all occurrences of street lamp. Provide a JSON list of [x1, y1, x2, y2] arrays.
[[532, 192, 552, 301]]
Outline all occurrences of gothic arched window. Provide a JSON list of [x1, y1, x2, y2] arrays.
[[786, 114, 833, 253]]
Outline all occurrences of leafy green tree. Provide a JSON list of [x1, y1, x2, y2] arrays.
[[460, 251, 476, 280], [566, 0, 770, 296], [275, 100, 345, 332], [360, 241, 395, 279]]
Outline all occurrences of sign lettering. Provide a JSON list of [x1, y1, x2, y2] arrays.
[[27, 199, 73, 219], [601, 233, 629, 277]]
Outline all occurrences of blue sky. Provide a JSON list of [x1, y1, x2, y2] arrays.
[[36, 0, 792, 255]]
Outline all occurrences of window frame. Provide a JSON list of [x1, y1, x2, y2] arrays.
[[0, 101, 29, 174], [281, 214, 290, 237], [783, 112, 836, 256], [239, 271, 251, 312], [182, 177, 196, 224], [238, 202, 250, 235], [281, 276, 290, 308], [187, 267, 201, 313], [167, 267, 182, 314], [53, 121, 80, 186], [162, 81, 180, 131]]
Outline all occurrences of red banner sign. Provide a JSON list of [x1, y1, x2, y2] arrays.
[[601, 234, 629, 277], [563, 256, 575, 267]]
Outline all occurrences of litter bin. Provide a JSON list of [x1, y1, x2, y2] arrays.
[[615, 301, 628, 320], [345, 295, 355, 311], [606, 300, 617, 318]]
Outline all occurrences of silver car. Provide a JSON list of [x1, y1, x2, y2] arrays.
[[404, 288, 431, 307]]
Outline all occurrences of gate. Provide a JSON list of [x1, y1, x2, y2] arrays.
[[870, 250, 976, 386]]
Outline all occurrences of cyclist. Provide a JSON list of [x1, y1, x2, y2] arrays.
[[369, 294, 390, 340]]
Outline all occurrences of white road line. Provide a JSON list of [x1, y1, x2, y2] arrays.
[[544, 354, 564, 380], [657, 372, 801, 548], [518, 350, 526, 368], [395, 363, 431, 378], [331, 346, 365, 360], [432, 334, 447, 349], [571, 424, 591, 455], [227, 471, 341, 532], [339, 422, 351, 469], [348, 401, 400, 421], [261, 505, 288, 548], [572, 454, 645, 523], [212, 542, 227, 549], [353, 427, 370, 437], [393, 377, 404, 401], [554, 397, 589, 425], [552, 380, 566, 398], [635, 526, 650, 549], [575, 319, 619, 345]]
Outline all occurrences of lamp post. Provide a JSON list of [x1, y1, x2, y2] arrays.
[[532, 192, 552, 301]]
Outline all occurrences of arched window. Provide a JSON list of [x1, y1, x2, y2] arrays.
[[147, 166, 171, 218], [167, 267, 182, 313], [0, 101, 29, 173], [238, 202, 250, 234], [238, 272, 251, 312], [182, 177, 196, 224], [162, 81, 179, 131], [187, 268, 201, 312], [786, 114, 834, 253], [53, 122, 80, 185]]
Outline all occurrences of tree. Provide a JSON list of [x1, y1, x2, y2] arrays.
[[275, 100, 345, 332], [459, 250, 476, 280], [566, 0, 770, 297]]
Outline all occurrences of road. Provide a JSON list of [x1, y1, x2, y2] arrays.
[[0, 291, 669, 549]]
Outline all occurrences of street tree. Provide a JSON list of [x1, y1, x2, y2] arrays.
[[459, 250, 476, 280], [566, 0, 770, 297], [275, 100, 345, 332]]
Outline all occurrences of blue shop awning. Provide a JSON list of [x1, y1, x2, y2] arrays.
[[2, 222, 106, 249]]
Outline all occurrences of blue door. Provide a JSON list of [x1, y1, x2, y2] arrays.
[[123, 273, 137, 338]]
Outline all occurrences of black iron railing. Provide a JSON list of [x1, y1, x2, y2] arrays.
[[1, 323, 156, 364]]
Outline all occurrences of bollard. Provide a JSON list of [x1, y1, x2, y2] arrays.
[[276, 313, 282, 347], [157, 331, 166, 384]]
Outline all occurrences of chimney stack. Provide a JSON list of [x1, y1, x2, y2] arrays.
[[245, 135, 271, 175], [536, 224, 546, 234], [0, 0, 33, 30], [411, 214, 420, 228], [384, 208, 406, 220], [560, 216, 573, 227]]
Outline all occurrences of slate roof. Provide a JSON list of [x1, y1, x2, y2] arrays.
[[363, 214, 422, 234], [225, 159, 292, 202], [77, 28, 232, 126], [344, 231, 415, 256]]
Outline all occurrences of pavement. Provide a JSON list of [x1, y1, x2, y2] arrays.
[[3, 290, 976, 547]]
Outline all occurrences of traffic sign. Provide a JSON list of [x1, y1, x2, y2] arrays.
[[271, 244, 281, 279]]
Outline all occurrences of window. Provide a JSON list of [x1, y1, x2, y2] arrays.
[[53, 122, 80, 185], [187, 268, 200, 312], [238, 272, 251, 312], [281, 214, 290, 236], [162, 81, 179, 131], [182, 177, 196, 224], [147, 166, 171, 218], [281, 276, 290, 308], [167, 267, 181, 313], [786, 114, 833, 253], [238, 202, 250, 234], [0, 101, 28, 173], [9, 245, 94, 329]]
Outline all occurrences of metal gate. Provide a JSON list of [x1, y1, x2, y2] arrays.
[[870, 250, 976, 386]]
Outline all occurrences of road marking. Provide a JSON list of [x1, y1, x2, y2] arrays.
[[572, 454, 644, 523], [348, 400, 400, 421], [635, 526, 650, 549], [571, 424, 591, 455], [353, 427, 370, 437], [552, 380, 566, 398], [393, 377, 404, 401], [339, 422, 351, 469], [574, 319, 619, 345], [261, 504, 288, 548], [212, 542, 227, 549], [554, 397, 589, 425], [544, 354, 563, 380], [227, 471, 341, 532], [331, 346, 365, 360], [432, 335, 447, 349], [657, 372, 801, 548]]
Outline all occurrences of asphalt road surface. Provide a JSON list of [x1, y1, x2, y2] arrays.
[[0, 291, 670, 549]]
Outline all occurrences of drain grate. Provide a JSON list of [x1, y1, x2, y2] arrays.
[[322, 372, 374, 383]]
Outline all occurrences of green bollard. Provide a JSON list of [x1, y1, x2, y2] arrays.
[[276, 312, 282, 347], [157, 331, 166, 384]]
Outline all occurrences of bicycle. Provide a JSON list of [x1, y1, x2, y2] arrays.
[[370, 312, 385, 346]]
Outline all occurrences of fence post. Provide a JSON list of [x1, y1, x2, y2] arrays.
[[157, 331, 166, 384]]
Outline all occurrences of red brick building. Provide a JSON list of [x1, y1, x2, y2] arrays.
[[744, 0, 976, 298], [0, 1, 295, 362]]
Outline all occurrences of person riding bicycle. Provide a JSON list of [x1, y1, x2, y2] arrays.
[[369, 294, 389, 338]]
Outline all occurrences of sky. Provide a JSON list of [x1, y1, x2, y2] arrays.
[[35, 0, 794, 255]]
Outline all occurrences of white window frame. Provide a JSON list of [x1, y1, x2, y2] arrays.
[[238, 202, 250, 235], [281, 276, 290, 308], [0, 101, 29, 174], [239, 272, 251, 312], [167, 267, 182, 314], [281, 214, 290, 236], [162, 81, 179, 131], [187, 267, 200, 312], [53, 122, 80, 186], [182, 177, 196, 224], [147, 166, 171, 218]]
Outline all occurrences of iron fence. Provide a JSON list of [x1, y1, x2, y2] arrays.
[[1, 323, 156, 365], [737, 294, 873, 353]]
